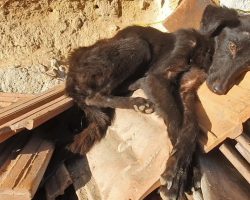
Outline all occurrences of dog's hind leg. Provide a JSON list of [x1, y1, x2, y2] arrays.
[[134, 73, 182, 146], [160, 67, 206, 200]]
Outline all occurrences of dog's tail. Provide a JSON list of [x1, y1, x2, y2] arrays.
[[67, 105, 114, 155], [161, 67, 207, 200]]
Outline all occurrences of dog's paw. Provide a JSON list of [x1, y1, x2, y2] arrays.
[[160, 167, 187, 200], [159, 150, 190, 200], [132, 97, 154, 114]]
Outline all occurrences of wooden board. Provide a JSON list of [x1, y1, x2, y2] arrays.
[[75, 90, 172, 200], [0, 135, 54, 200], [0, 84, 65, 125], [236, 134, 250, 153], [235, 143, 250, 164], [163, 0, 214, 31], [0, 93, 35, 108], [0, 89, 73, 143], [219, 142, 250, 184], [196, 72, 250, 152], [199, 150, 250, 200]]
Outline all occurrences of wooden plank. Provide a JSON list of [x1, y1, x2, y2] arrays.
[[199, 150, 250, 200], [236, 134, 250, 153], [0, 132, 30, 173], [0, 92, 34, 103], [0, 127, 18, 144], [0, 96, 21, 103], [235, 143, 250, 164], [225, 85, 250, 122], [0, 84, 65, 125], [163, 0, 214, 31], [219, 142, 250, 184], [0, 95, 72, 143], [24, 97, 73, 130], [197, 84, 247, 123], [0, 102, 13, 108], [196, 101, 243, 140], [0, 92, 35, 98], [0, 135, 54, 200]]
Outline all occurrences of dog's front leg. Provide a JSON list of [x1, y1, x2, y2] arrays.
[[85, 93, 154, 114]]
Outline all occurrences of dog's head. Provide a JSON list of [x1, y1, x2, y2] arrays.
[[200, 5, 250, 95]]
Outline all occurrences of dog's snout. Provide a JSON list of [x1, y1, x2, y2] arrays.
[[211, 82, 226, 95]]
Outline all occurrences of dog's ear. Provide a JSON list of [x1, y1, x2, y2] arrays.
[[200, 5, 240, 37]]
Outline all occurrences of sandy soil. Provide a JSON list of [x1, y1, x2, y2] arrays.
[[0, 0, 177, 94]]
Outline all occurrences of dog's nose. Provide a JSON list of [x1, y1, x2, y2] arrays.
[[212, 83, 224, 95]]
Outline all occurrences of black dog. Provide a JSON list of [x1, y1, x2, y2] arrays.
[[66, 23, 213, 200], [201, 5, 250, 95], [65, 23, 214, 155], [65, 26, 178, 154]]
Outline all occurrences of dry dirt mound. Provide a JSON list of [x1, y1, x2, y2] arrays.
[[0, 0, 171, 93]]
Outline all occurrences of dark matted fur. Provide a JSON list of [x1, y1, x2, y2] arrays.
[[66, 24, 213, 200], [132, 66, 206, 200], [201, 5, 250, 94], [65, 25, 213, 156], [65, 26, 178, 154], [129, 28, 213, 199]]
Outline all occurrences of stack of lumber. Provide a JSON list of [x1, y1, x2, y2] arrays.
[[0, 84, 73, 143], [0, 132, 54, 200], [0, 85, 74, 200]]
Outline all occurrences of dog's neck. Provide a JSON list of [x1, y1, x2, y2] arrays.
[[202, 36, 215, 72]]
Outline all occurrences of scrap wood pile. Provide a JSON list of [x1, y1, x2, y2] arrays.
[[0, 72, 249, 200], [0, 85, 73, 143], [0, 1, 250, 199], [0, 85, 74, 200]]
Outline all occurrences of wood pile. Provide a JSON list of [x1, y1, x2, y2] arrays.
[[0, 84, 73, 143], [0, 71, 249, 199], [0, 132, 54, 200]]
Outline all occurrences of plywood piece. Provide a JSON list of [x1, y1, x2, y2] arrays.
[[238, 72, 250, 91], [0, 84, 65, 125], [163, 0, 214, 31], [220, 142, 250, 184], [198, 84, 248, 123], [196, 74, 250, 152], [77, 89, 172, 200], [140, 180, 160, 200], [0, 135, 54, 200]]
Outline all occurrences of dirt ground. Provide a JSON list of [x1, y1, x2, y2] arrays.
[[0, 0, 175, 94]]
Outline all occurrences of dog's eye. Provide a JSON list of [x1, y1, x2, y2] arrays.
[[228, 41, 237, 55]]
